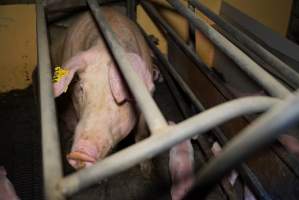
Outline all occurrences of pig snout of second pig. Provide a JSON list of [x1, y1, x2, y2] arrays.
[[52, 9, 154, 169]]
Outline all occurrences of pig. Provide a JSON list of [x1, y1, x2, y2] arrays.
[[169, 140, 194, 200], [211, 142, 257, 200], [0, 166, 20, 200], [168, 122, 194, 200], [52, 7, 154, 169]]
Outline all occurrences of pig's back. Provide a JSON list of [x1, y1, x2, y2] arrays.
[[61, 7, 152, 73]]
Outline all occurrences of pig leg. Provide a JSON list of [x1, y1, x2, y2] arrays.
[[279, 134, 299, 157], [135, 114, 153, 178], [0, 167, 20, 200], [169, 139, 194, 200], [211, 142, 257, 200]]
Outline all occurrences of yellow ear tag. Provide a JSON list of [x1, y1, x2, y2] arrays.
[[52, 66, 70, 93]]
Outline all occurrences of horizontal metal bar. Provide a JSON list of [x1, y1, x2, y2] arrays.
[[58, 96, 280, 196], [167, 0, 290, 99], [87, 0, 168, 133], [185, 91, 299, 199], [46, 0, 122, 13], [36, 1, 64, 200], [189, 0, 299, 89], [144, 33, 272, 199]]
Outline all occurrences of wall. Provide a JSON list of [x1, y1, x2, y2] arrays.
[[0, 5, 36, 92]]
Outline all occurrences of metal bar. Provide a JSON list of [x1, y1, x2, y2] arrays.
[[58, 96, 279, 196], [46, 0, 122, 13], [126, 0, 136, 20], [166, 0, 290, 98], [36, 1, 65, 200], [153, 49, 240, 199], [189, 0, 299, 89], [141, 4, 299, 188], [143, 34, 205, 111], [144, 34, 272, 200], [47, 0, 123, 24], [185, 91, 299, 199], [141, 1, 236, 100], [87, 0, 168, 133]]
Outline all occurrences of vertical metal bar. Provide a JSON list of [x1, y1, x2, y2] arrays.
[[143, 33, 205, 111], [167, 0, 290, 99], [189, 0, 299, 89], [87, 0, 168, 133], [141, 1, 235, 100], [126, 0, 136, 20], [59, 97, 279, 196], [36, 1, 64, 200], [144, 33, 272, 200], [185, 91, 299, 199]]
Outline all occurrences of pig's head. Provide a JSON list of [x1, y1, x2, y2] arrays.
[[53, 46, 154, 169]]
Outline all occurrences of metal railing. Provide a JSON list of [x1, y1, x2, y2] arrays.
[[36, 0, 299, 199]]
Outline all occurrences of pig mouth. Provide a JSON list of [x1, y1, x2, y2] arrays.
[[67, 151, 97, 169]]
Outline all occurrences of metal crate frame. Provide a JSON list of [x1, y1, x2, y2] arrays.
[[36, 0, 299, 199]]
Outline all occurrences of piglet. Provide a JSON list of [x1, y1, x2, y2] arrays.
[[168, 122, 194, 200]]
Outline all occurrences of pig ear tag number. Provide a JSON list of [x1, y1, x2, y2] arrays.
[[52, 66, 69, 93]]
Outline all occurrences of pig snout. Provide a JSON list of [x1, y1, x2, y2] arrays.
[[66, 133, 113, 169], [66, 139, 97, 169]]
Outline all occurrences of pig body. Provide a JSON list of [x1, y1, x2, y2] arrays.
[[52, 7, 154, 169]]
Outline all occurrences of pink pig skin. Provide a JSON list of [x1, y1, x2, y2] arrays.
[[0, 167, 20, 200], [169, 140, 194, 200], [52, 7, 154, 169]]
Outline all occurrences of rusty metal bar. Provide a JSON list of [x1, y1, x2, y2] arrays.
[[36, 1, 65, 200], [166, 0, 290, 99]]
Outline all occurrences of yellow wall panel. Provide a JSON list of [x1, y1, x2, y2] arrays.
[[195, 0, 222, 67], [0, 5, 37, 92], [224, 0, 293, 36], [158, 0, 189, 42], [137, 0, 189, 54], [137, 5, 167, 53]]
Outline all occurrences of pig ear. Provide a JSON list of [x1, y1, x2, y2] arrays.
[[53, 52, 86, 97], [109, 53, 154, 104]]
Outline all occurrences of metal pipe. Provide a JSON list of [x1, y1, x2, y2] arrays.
[[46, 0, 122, 13], [189, 0, 299, 89], [185, 91, 299, 199], [126, 0, 136, 20], [144, 34, 272, 200], [143, 33, 205, 111], [141, 1, 236, 100], [36, 1, 64, 200], [166, 0, 290, 98], [87, 0, 168, 133], [153, 44, 240, 199], [58, 96, 279, 196]]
